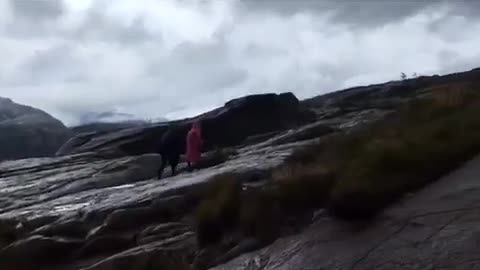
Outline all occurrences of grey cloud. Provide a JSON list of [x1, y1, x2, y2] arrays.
[[4, 0, 154, 44], [2, 0, 480, 126], [327, 1, 435, 27], [10, 0, 64, 20], [27, 45, 72, 72], [241, 0, 480, 28], [18, 43, 86, 85], [72, 9, 156, 44], [4, 0, 64, 39], [447, 0, 480, 17], [146, 40, 247, 93], [240, 0, 437, 26], [437, 49, 480, 75]]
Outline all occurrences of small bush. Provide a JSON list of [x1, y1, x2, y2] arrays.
[[194, 166, 334, 246], [196, 88, 480, 242], [195, 174, 241, 247], [197, 148, 237, 169], [272, 165, 334, 211], [329, 91, 480, 218], [238, 189, 280, 242], [235, 165, 334, 241], [285, 87, 480, 220], [194, 173, 283, 246], [285, 142, 324, 165]]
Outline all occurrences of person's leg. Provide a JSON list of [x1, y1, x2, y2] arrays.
[[193, 157, 203, 171], [191, 161, 199, 171], [187, 161, 193, 172], [170, 154, 180, 176], [157, 155, 167, 179]]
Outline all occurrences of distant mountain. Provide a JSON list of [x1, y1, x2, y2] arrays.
[[0, 97, 72, 161], [78, 110, 140, 125], [71, 110, 168, 134], [70, 121, 149, 134]]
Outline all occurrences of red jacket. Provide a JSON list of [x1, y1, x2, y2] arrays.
[[186, 125, 203, 163]]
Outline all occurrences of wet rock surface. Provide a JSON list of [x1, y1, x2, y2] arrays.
[[0, 129, 323, 269], [57, 92, 314, 157], [2, 69, 480, 269], [212, 155, 480, 270], [0, 235, 84, 269]]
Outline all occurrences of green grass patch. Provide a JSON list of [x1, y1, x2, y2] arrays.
[[296, 87, 480, 219], [195, 87, 480, 245], [194, 173, 242, 247], [194, 167, 334, 246], [271, 165, 334, 211]]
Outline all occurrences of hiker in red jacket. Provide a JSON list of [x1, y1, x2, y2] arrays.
[[186, 121, 203, 171]]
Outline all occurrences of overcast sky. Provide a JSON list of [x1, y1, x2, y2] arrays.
[[1, 0, 480, 126]]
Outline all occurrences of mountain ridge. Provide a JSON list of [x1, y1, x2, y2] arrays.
[[0, 97, 72, 161]]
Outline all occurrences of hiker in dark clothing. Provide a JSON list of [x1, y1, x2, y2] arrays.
[[156, 126, 186, 179]]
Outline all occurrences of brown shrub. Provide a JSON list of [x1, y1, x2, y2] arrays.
[[238, 189, 280, 242], [196, 88, 480, 238], [272, 165, 334, 211], [286, 87, 480, 219], [194, 174, 241, 247]]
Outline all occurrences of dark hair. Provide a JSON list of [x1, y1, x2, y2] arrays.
[[193, 120, 202, 127]]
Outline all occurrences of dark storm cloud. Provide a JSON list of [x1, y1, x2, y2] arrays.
[[447, 0, 480, 17], [10, 0, 65, 20], [241, 0, 480, 27], [240, 0, 436, 25]]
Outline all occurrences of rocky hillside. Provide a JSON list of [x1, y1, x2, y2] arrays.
[[0, 97, 72, 161], [1, 67, 480, 270], [213, 155, 480, 270], [71, 110, 155, 134], [302, 67, 480, 117], [57, 92, 315, 157]]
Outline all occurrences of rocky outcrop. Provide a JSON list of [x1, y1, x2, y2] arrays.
[[200, 92, 314, 149], [57, 92, 315, 157], [0, 107, 340, 270], [212, 154, 480, 270], [3, 68, 480, 270], [0, 97, 72, 161], [303, 67, 480, 112], [0, 235, 83, 269], [6, 147, 480, 270], [0, 127, 323, 270]]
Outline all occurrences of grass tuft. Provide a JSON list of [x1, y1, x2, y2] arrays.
[[195, 86, 480, 244], [195, 174, 241, 247]]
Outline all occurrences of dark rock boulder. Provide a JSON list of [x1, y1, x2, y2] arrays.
[[200, 92, 314, 149], [30, 218, 89, 238], [78, 234, 135, 258], [0, 219, 23, 249], [136, 223, 190, 245], [96, 207, 160, 233], [56, 122, 171, 157], [81, 236, 195, 270], [0, 97, 72, 161], [57, 92, 315, 157], [0, 235, 83, 269]]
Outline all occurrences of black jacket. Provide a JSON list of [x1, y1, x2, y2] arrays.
[[156, 126, 187, 157]]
